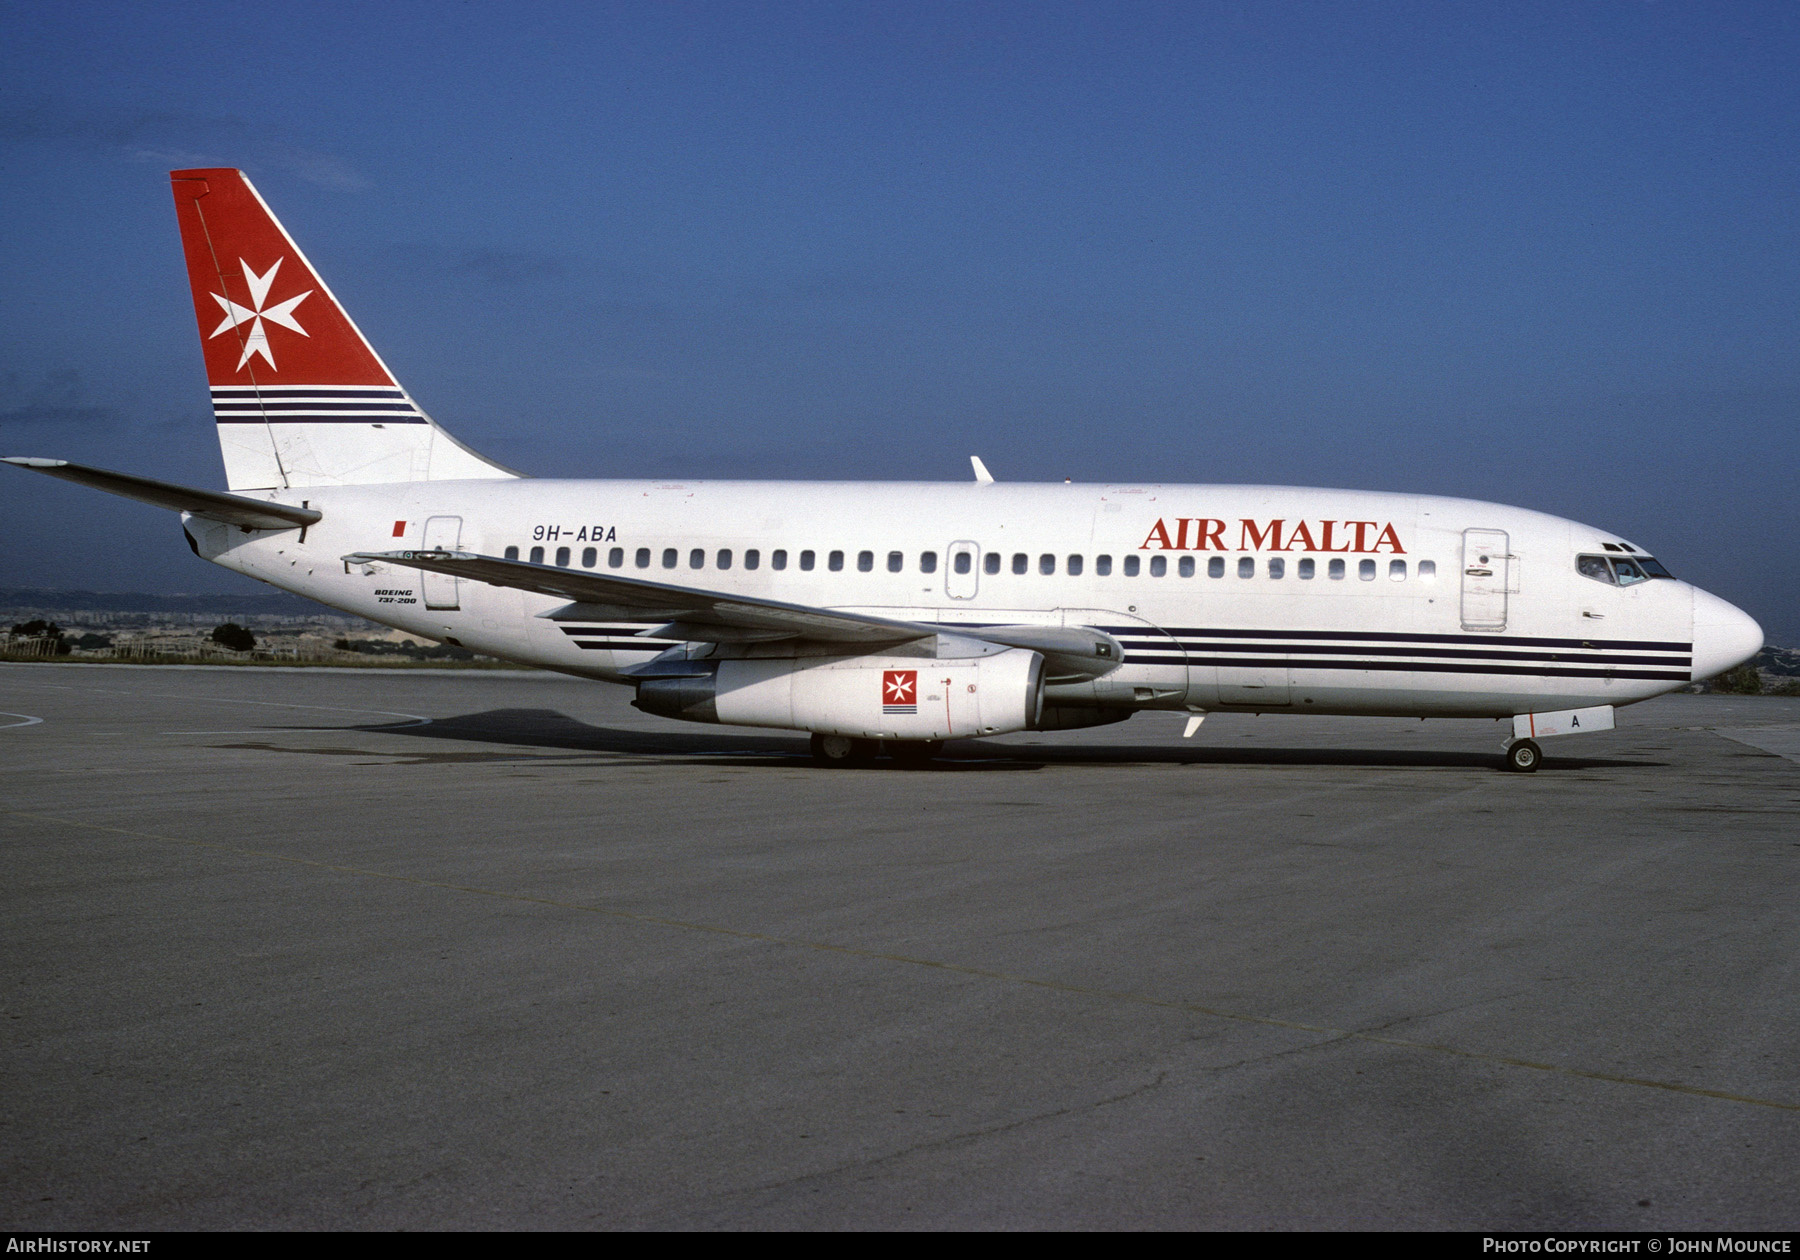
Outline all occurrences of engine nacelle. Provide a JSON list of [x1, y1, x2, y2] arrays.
[[635, 648, 1046, 739]]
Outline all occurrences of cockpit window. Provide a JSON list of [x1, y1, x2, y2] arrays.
[[1637, 556, 1675, 579], [1612, 557, 1650, 586], [1577, 555, 1615, 585]]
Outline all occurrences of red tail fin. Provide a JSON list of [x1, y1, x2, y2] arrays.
[[169, 169, 514, 490], [171, 168, 393, 386]]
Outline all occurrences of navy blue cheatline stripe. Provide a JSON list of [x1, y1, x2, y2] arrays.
[[1151, 627, 1692, 653], [1124, 653, 1686, 681], [213, 401, 419, 412], [214, 415, 430, 424], [946, 620, 1690, 655], [1157, 642, 1689, 667]]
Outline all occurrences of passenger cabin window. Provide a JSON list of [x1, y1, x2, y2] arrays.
[[1329, 559, 1345, 580], [581, 547, 596, 568], [1123, 555, 1140, 576], [744, 549, 760, 570], [1209, 556, 1224, 578], [1067, 555, 1084, 576], [1095, 555, 1112, 576], [689, 548, 705, 570], [982, 553, 997, 575], [609, 547, 624, 568], [954, 552, 972, 574], [1359, 559, 1377, 580], [829, 550, 845, 572], [799, 550, 815, 571], [887, 551, 903, 573], [1039, 554, 1055, 575], [530, 546, 545, 564], [1269, 558, 1285, 580], [504, 545, 519, 561], [717, 549, 732, 570], [773, 549, 788, 570], [1297, 558, 1314, 579], [635, 547, 651, 568], [857, 550, 873, 572], [1149, 556, 1167, 577], [1178, 556, 1194, 577], [556, 546, 571, 567], [1238, 557, 1254, 578], [662, 548, 678, 569], [1012, 553, 1028, 575], [1417, 559, 1434, 581], [1389, 559, 1406, 580], [921, 552, 938, 574]]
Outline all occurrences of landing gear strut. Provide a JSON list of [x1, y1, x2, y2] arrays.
[[810, 733, 877, 767], [1503, 739, 1542, 773], [809, 735, 942, 767]]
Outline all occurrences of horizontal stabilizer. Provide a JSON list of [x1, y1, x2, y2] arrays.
[[3, 457, 321, 531], [346, 549, 933, 645]]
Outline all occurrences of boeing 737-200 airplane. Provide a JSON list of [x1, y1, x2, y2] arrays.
[[5, 169, 1765, 770]]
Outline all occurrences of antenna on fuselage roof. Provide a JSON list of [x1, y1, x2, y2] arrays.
[[970, 456, 995, 484]]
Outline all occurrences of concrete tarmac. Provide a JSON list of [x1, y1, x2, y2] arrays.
[[2, 662, 1797, 1230]]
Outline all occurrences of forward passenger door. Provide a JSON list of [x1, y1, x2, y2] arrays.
[[1461, 528, 1511, 631]]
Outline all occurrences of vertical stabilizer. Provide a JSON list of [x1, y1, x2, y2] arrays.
[[170, 168, 517, 490]]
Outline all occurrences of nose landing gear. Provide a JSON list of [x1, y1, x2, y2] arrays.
[[1503, 739, 1542, 773]]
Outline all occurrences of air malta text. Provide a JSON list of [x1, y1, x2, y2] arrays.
[[1139, 518, 1406, 554]]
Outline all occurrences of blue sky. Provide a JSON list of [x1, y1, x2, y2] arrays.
[[2, 1, 1795, 642]]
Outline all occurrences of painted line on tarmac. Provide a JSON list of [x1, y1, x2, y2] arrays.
[[3, 680, 433, 730], [10, 807, 1797, 1116], [0, 712, 44, 729]]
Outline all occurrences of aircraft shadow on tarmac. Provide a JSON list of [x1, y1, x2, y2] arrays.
[[347, 707, 1662, 772]]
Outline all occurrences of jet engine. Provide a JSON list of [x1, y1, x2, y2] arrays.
[[634, 648, 1045, 740]]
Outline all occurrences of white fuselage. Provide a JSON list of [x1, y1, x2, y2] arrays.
[[183, 477, 1728, 721]]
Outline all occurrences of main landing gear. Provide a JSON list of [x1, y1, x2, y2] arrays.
[[1503, 739, 1543, 773], [809, 734, 943, 768]]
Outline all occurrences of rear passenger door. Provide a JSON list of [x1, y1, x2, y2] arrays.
[[422, 515, 463, 610]]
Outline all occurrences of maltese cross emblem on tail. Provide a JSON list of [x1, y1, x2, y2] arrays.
[[209, 258, 312, 370]]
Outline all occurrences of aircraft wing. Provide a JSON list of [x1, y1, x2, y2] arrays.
[[2, 457, 321, 531], [350, 549, 1125, 675], [345, 548, 934, 645]]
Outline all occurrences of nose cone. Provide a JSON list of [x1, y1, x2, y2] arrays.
[[1691, 587, 1763, 682]]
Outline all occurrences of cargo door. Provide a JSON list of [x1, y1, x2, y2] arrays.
[[422, 515, 463, 610], [1461, 528, 1510, 631]]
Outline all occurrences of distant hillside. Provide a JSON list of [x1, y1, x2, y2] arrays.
[[0, 586, 328, 616], [1759, 645, 1800, 677]]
